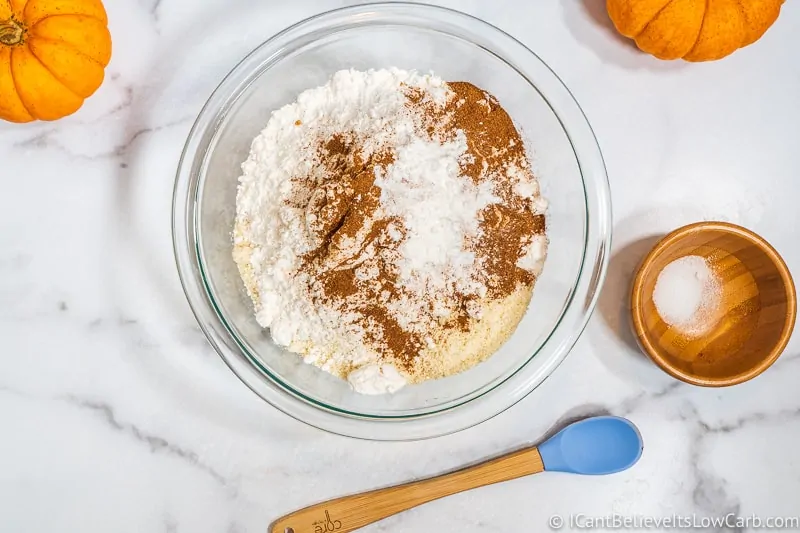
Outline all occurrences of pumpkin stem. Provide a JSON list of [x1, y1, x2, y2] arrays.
[[0, 18, 25, 46]]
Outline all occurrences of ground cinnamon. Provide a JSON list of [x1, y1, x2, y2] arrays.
[[297, 133, 424, 368]]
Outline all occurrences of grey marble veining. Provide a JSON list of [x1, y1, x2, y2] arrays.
[[1, 1, 799, 532]]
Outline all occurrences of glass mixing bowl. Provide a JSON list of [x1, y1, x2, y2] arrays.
[[173, 2, 611, 440]]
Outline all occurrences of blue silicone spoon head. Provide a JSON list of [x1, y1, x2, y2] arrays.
[[538, 416, 643, 475]]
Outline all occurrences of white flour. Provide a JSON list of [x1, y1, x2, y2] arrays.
[[375, 131, 499, 331], [347, 364, 407, 395], [377, 132, 498, 289]]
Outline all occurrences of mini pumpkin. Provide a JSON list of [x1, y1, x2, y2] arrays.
[[607, 0, 784, 62], [0, 0, 111, 123]]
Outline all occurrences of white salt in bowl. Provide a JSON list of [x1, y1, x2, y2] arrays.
[[173, 2, 611, 440], [632, 222, 796, 387]]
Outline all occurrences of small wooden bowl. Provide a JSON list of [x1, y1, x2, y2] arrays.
[[631, 222, 796, 387]]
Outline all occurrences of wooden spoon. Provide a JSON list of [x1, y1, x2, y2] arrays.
[[270, 416, 643, 533]]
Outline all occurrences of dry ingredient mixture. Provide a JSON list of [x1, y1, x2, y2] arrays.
[[233, 69, 548, 394], [653, 255, 722, 336]]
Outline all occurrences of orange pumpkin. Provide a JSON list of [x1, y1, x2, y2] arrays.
[[607, 0, 784, 62], [0, 0, 111, 123]]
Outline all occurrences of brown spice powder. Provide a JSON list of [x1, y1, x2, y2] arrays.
[[445, 82, 528, 185], [297, 133, 425, 368]]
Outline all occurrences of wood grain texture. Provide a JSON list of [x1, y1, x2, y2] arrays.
[[631, 221, 796, 386], [269, 446, 544, 533]]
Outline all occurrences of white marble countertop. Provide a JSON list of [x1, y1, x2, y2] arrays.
[[2, 1, 800, 531]]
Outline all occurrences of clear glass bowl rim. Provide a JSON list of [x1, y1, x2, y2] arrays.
[[172, 1, 612, 440]]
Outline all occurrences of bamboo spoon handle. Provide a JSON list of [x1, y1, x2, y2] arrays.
[[269, 447, 544, 533]]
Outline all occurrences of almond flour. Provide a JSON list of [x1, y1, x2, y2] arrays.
[[233, 69, 548, 394]]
